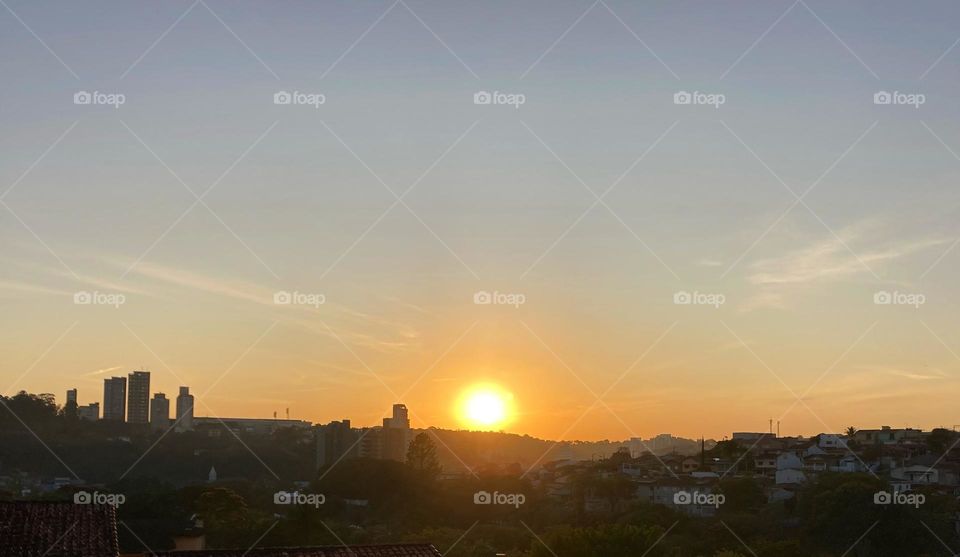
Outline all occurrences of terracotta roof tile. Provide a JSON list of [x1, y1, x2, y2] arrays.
[[154, 544, 443, 557], [0, 501, 119, 557]]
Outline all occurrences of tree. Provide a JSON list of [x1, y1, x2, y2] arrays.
[[926, 428, 955, 454], [406, 432, 442, 479], [529, 524, 666, 557], [844, 426, 857, 437]]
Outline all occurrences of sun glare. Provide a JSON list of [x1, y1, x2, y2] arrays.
[[459, 384, 513, 430]]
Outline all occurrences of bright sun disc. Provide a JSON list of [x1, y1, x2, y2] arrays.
[[459, 385, 513, 429]]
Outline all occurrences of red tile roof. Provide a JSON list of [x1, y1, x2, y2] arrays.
[[154, 544, 443, 557], [0, 501, 119, 557]]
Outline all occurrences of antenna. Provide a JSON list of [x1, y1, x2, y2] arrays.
[[777, 420, 780, 438]]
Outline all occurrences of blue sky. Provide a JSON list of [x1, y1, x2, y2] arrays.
[[2, 0, 960, 439]]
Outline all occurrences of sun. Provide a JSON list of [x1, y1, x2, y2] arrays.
[[458, 384, 513, 430]]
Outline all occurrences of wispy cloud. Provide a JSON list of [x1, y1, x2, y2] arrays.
[[740, 220, 946, 311], [81, 365, 122, 377]]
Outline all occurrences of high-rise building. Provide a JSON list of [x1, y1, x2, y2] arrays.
[[175, 386, 194, 432], [66, 389, 77, 406], [103, 377, 126, 421], [78, 402, 99, 421], [382, 403, 411, 462], [150, 393, 170, 432], [315, 419, 358, 469], [127, 371, 150, 424]]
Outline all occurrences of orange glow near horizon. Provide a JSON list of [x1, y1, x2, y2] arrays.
[[457, 383, 514, 430]]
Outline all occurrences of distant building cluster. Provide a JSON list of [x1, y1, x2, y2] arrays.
[[315, 404, 412, 468], [65, 371, 194, 432], [535, 427, 960, 518], [63, 373, 408, 448]]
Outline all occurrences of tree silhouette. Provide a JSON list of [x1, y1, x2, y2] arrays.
[[406, 432, 442, 479]]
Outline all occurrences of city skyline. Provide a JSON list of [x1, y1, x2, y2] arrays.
[[3, 1, 960, 443]]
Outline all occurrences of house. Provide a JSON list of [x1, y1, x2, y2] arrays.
[[854, 426, 924, 445], [892, 465, 939, 485], [816, 434, 846, 450], [0, 501, 119, 557], [775, 468, 807, 485], [776, 452, 803, 471]]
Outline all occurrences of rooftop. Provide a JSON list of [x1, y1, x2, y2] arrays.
[[154, 544, 443, 557], [0, 501, 119, 557]]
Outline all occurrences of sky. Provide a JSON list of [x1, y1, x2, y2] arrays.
[[2, 0, 960, 441]]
